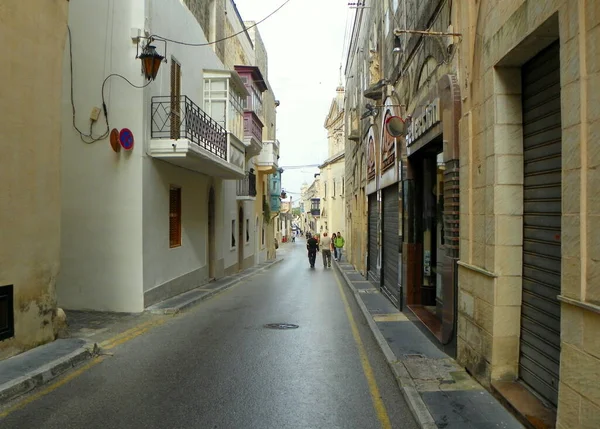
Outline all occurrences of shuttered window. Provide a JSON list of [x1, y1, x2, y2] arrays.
[[169, 187, 182, 248], [170, 60, 182, 139]]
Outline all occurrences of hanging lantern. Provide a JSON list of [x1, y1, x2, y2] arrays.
[[139, 45, 164, 81]]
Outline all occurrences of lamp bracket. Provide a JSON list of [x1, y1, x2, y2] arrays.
[[393, 29, 463, 38], [135, 37, 168, 63]]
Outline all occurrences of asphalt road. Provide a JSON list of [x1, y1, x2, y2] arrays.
[[0, 241, 418, 429]]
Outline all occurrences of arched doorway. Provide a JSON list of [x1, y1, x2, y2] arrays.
[[238, 206, 244, 271], [208, 187, 216, 279]]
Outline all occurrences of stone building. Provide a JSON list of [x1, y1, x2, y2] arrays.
[[456, 1, 600, 427], [344, 0, 600, 427], [0, 0, 69, 359], [344, 0, 460, 335], [320, 85, 346, 237]]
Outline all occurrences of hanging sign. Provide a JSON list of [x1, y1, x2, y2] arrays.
[[119, 128, 135, 150]]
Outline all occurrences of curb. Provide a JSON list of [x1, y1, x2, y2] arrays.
[[334, 262, 437, 429], [0, 344, 93, 406], [148, 258, 285, 315]]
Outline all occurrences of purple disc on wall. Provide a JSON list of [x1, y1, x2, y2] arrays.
[[119, 128, 134, 150]]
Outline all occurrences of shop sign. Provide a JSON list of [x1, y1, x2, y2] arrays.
[[406, 98, 440, 147]]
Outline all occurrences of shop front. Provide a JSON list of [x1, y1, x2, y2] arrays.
[[379, 97, 402, 308], [365, 126, 380, 285], [402, 75, 460, 352]]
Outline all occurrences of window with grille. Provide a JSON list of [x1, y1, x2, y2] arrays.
[[169, 187, 182, 248], [0, 285, 14, 341]]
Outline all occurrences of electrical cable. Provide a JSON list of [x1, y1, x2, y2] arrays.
[[151, 0, 293, 47], [68, 26, 152, 144]]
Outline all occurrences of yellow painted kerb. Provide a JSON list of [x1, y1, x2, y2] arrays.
[[333, 270, 392, 429]]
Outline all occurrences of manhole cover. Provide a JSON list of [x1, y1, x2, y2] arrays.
[[264, 323, 299, 330]]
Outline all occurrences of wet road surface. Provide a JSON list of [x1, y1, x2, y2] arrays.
[[0, 241, 418, 429]]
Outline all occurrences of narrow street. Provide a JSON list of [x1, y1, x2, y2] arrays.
[[0, 241, 418, 429]]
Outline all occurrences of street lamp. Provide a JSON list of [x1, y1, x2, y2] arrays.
[[138, 44, 164, 81]]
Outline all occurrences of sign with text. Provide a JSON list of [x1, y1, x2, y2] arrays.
[[406, 98, 440, 147]]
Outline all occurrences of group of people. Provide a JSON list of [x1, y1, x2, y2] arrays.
[[306, 231, 345, 268]]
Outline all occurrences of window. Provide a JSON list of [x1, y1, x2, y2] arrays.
[[204, 73, 245, 137], [333, 180, 336, 198], [262, 224, 265, 246], [0, 285, 14, 341], [246, 219, 250, 242], [169, 187, 182, 248], [231, 220, 236, 248], [170, 60, 181, 139], [342, 177, 345, 196]]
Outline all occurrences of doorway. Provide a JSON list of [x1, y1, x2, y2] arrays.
[[238, 206, 244, 271], [208, 187, 216, 279], [417, 148, 445, 315]]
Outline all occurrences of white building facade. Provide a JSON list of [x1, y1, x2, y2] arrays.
[[59, 0, 277, 312]]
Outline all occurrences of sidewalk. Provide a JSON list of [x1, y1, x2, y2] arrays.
[[334, 260, 524, 429], [0, 257, 284, 407]]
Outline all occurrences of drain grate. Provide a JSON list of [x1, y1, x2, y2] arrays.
[[264, 323, 299, 330]]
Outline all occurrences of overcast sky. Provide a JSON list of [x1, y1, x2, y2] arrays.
[[234, 0, 351, 205]]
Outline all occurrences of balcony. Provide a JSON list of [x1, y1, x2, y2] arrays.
[[150, 96, 245, 179], [256, 140, 279, 174], [243, 111, 264, 156], [310, 198, 320, 217], [236, 171, 257, 200]]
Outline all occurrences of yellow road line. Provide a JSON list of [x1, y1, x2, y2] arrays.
[[0, 317, 168, 419], [100, 318, 167, 350], [98, 318, 159, 349], [0, 357, 105, 419], [333, 270, 392, 429]]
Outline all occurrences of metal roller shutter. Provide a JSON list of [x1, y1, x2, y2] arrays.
[[519, 41, 561, 407], [368, 194, 379, 284], [382, 185, 400, 307]]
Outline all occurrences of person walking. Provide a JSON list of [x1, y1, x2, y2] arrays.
[[306, 233, 319, 268], [334, 232, 345, 261], [320, 232, 332, 268]]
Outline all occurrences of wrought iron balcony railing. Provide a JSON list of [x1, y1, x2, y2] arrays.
[[151, 96, 227, 160], [237, 171, 257, 197], [310, 209, 321, 216]]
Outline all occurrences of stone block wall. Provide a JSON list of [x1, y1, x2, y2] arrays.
[[457, 0, 600, 427], [0, 0, 68, 359]]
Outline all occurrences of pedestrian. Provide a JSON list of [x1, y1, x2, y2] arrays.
[[320, 232, 332, 268], [331, 233, 337, 256], [334, 231, 345, 261], [306, 233, 319, 268]]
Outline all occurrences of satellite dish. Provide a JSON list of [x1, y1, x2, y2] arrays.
[[385, 115, 406, 137]]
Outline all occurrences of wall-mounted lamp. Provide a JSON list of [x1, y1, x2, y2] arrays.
[[139, 44, 164, 80], [135, 37, 167, 81], [361, 103, 379, 119], [393, 36, 403, 55]]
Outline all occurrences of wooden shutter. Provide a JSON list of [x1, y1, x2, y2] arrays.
[[170, 60, 181, 139], [169, 187, 182, 248]]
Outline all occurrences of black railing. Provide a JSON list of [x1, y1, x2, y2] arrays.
[[310, 209, 321, 216], [151, 96, 227, 160], [237, 171, 257, 197]]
